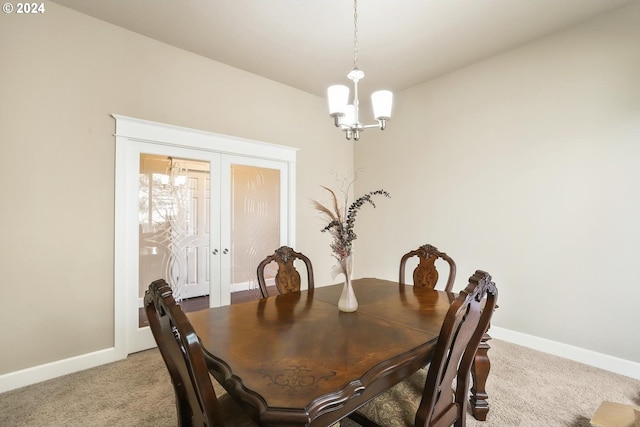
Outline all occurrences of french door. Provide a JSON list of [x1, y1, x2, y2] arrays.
[[114, 115, 296, 354]]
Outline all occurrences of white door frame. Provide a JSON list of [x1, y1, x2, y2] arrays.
[[113, 114, 297, 356]]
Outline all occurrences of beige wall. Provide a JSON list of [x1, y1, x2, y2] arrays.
[[0, 3, 352, 375], [354, 2, 640, 363]]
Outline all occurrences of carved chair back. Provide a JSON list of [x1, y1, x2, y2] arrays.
[[415, 270, 498, 427], [256, 246, 314, 298], [399, 244, 456, 291], [145, 279, 231, 427]]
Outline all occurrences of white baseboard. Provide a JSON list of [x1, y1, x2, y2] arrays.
[[490, 326, 640, 380], [0, 347, 124, 394], [230, 279, 274, 292]]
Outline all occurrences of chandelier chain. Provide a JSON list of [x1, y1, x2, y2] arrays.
[[353, 0, 358, 70]]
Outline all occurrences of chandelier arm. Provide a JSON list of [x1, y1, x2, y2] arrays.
[[361, 123, 385, 130]]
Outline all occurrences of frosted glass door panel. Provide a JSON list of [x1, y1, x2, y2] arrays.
[[230, 165, 280, 294], [139, 154, 210, 302]]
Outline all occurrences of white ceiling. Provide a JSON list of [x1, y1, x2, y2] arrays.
[[52, 0, 633, 97]]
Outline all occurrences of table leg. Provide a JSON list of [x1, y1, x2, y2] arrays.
[[470, 331, 491, 420]]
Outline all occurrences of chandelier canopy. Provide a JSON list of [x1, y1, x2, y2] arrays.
[[327, 0, 393, 141]]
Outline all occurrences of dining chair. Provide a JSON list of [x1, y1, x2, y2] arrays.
[[350, 270, 498, 427], [399, 244, 457, 291], [145, 279, 257, 427], [256, 246, 314, 298]]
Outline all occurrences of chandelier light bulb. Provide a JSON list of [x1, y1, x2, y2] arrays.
[[340, 104, 356, 127], [371, 90, 393, 121], [328, 85, 350, 117]]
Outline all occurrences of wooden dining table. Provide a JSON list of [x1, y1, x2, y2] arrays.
[[187, 277, 491, 426]]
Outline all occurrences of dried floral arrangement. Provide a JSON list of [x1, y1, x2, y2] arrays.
[[312, 184, 390, 263]]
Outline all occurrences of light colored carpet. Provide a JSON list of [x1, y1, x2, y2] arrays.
[[1, 339, 638, 427]]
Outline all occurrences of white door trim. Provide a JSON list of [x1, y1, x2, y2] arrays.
[[112, 115, 297, 161]]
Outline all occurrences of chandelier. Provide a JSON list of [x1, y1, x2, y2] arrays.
[[327, 0, 393, 141]]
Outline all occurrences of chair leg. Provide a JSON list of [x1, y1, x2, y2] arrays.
[[469, 332, 491, 421]]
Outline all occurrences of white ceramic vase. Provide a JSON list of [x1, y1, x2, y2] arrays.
[[337, 256, 358, 312]]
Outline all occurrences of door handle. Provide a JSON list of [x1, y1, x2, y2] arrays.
[[212, 249, 218, 255], [223, 248, 229, 254]]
